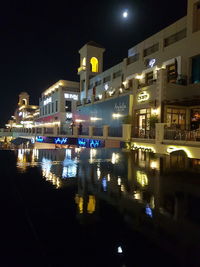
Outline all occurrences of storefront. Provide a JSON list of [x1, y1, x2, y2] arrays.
[[191, 108, 200, 130], [166, 107, 186, 129], [134, 108, 151, 137]]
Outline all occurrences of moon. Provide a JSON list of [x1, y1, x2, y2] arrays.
[[122, 11, 128, 18]]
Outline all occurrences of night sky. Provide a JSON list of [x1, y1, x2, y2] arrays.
[[0, 0, 187, 127]]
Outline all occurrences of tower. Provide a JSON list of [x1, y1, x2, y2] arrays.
[[187, 0, 200, 35], [18, 92, 30, 107], [78, 41, 105, 100]]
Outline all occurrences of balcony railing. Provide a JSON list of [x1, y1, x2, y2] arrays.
[[108, 126, 122, 137], [164, 127, 200, 141], [93, 127, 103, 137], [131, 126, 155, 139]]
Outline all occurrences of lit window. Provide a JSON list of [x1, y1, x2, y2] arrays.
[[90, 57, 98, 72]]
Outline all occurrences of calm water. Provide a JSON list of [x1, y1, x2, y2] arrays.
[[1, 148, 200, 267]]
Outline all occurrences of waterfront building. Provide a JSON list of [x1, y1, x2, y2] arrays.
[[36, 80, 79, 135], [6, 91, 39, 130], [76, 0, 200, 138]]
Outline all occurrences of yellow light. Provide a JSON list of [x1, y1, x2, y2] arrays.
[[136, 170, 148, 187], [90, 57, 98, 72], [107, 173, 111, 181], [135, 74, 144, 80], [90, 117, 102, 121], [111, 153, 120, 164], [167, 146, 193, 158], [87, 195, 96, 214], [151, 108, 159, 115], [98, 94, 102, 99], [137, 91, 150, 102], [75, 119, 85, 123], [117, 177, 121, 185], [150, 160, 159, 170]]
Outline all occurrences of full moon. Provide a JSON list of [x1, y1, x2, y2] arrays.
[[122, 11, 128, 18]]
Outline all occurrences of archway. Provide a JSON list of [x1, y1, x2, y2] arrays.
[[90, 57, 98, 72]]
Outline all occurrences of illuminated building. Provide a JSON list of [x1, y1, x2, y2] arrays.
[[6, 92, 39, 130], [76, 0, 200, 138], [36, 80, 79, 135]]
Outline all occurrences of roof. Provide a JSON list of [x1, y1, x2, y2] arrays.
[[86, 41, 105, 49]]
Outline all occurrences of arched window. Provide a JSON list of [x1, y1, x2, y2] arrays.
[[90, 57, 98, 72], [82, 57, 86, 66], [22, 99, 27, 105]]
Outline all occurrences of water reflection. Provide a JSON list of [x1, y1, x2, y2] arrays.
[[15, 147, 200, 264]]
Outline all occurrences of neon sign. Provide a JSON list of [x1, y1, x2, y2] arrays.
[[44, 97, 52, 106], [54, 138, 68, 144], [149, 59, 156, 68], [90, 139, 101, 148], [64, 93, 78, 100], [137, 91, 149, 102], [36, 136, 44, 142], [78, 138, 87, 147]]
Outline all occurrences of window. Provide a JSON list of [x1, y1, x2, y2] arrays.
[[52, 102, 54, 113], [48, 104, 50, 114], [164, 29, 187, 47], [167, 63, 177, 83], [127, 53, 139, 65], [55, 101, 58, 112], [145, 72, 154, 85], [166, 108, 186, 128], [113, 70, 122, 79], [193, 1, 200, 32], [90, 57, 98, 72], [191, 55, 200, 83], [103, 75, 111, 83], [143, 43, 159, 57], [65, 101, 72, 112], [45, 105, 47, 115]]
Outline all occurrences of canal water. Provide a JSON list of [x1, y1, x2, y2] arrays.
[[1, 148, 200, 267]]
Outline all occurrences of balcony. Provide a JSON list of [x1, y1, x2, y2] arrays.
[[77, 66, 86, 74]]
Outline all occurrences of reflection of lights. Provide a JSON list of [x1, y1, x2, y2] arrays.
[[102, 177, 107, 191], [118, 246, 123, 254], [62, 151, 77, 178], [121, 185, 125, 192], [136, 171, 148, 187], [97, 166, 101, 179], [117, 177, 121, 186], [107, 173, 111, 181], [90, 149, 97, 163], [150, 160, 159, 170], [145, 204, 153, 218], [87, 195, 96, 214], [133, 191, 141, 200], [111, 153, 120, 164], [150, 196, 155, 209]]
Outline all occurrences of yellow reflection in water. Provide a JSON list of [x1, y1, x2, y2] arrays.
[[136, 170, 148, 187], [87, 195, 96, 214]]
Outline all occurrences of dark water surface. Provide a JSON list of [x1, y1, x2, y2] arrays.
[[0, 148, 200, 267]]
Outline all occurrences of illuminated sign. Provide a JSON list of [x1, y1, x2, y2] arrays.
[[90, 139, 101, 148], [36, 136, 44, 142], [137, 91, 149, 102], [78, 138, 104, 148], [78, 138, 87, 147], [145, 58, 156, 68], [114, 102, 127, 112], [44, 97, 52, 106], [66, 112, 72, 119], [54, 138, 68, 144], [64, 93, 78, 100], [149, 59, 156, 68]]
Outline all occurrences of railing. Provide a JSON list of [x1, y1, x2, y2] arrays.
[[59, 127, 72, 135], [131, 126, 155, 139], [164, 128, 200, 141], [81, 127, 89, 136], [93, 127, 103, 136], [108, 126, 122, 137]]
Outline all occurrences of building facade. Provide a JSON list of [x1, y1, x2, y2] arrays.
[[37, 80, 79, 135], [76, 0, 200, 138]]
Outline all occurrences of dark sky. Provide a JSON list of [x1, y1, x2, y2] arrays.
[[0, 0, 187, 127]]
